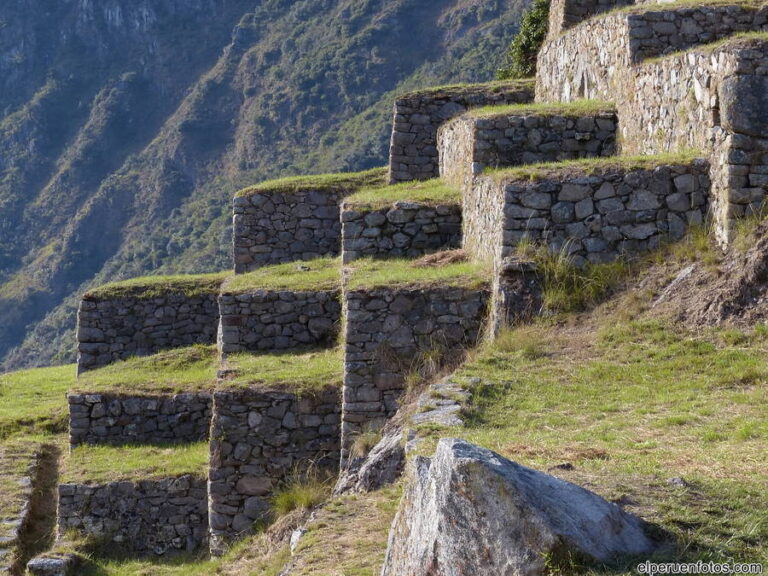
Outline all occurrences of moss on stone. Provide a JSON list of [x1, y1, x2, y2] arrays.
[[219, 348, 343, 395], [74, 345, 217, 395], [235, 167, 387, 199], [345, 179, 461, 209], [344, 257, 490, 291], [488, 151, 705, 183], [469, 99, 615, 118], [62, 442, 209, 484], [223, 258, 340, 294], [84, 272, 228, 300]]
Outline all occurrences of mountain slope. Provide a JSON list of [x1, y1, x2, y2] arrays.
[[0, 0, 527, 370]]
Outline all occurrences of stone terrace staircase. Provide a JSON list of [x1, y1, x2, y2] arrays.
[[40, 0, 768, 568]]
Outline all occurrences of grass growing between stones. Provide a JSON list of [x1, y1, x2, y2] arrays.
[[222, 257, 340, 294], [0, 438, 42, 562], [486, 151, 704, 182], [235, 167, 386, 198], [470, 99, 615, 118], [85, 272, 228, 300], [345, 257, 489, 290], [344, 179, 461, 209], [220, 348, 343, 395], [0, 364, 73, 438], [75, 345, 217, 394], [442, 317, 768, 566], [62, 442, 209, 484]]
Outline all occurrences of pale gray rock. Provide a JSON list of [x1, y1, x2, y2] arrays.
[[381, 439, 657, 576]]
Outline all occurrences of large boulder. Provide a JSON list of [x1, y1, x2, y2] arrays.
[[381, 438, 657, 576]]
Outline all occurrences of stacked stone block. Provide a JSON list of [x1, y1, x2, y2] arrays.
[[340, 201, 462, 263], [465, 160, 710, 267], [58, 476, 208, 556], [68, 393, 212, 446], [208, 386, 340, 553], [77, 293, 220, 373], [218, 290, 341, 354], [341, 285, 490, 461], [389, 81, 535, 183], [439, 109, 617, 189], [547, 0, 633, 37]]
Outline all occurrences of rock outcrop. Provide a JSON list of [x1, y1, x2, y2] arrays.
[[381, 438, 657, 576]]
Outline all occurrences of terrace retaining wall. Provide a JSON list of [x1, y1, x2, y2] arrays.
[[340, 202, 462, 263], [208, 386, 341, 554], [218, 290, 341, 354], [77, 294, 220, 373], [68, 393, 212, 446], [438, 110, 617, 190], [389, 82, 535, 183], [58, 476, 208, 556], [465, 161, 710, 268], [341, 285, 490, 462]]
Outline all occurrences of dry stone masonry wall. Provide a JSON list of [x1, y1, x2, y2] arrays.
[[389, 82, 535, 183], [438, 110, 617, 189], [68, 393, 212, 446], [547, 0, 633, 37], [465, 161, 710, 267], [218, 290, 341, 354], [340, 202, 462, 263], [208, 387, 340, 553], [341, 286, 490, 462], [233, 188, 350, 273], [58, 476, 208, 556], [77, 294, 220, 373]]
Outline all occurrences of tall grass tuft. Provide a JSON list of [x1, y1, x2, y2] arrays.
[[271, 465, 333, 518]]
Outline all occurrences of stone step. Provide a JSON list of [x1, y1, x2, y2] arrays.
[[438, 101, 618, 190], [341, 179, 462, 263], [388, 80, 535, 184], [463, 154, 710, 268]]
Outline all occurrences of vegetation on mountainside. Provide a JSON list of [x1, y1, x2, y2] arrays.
[[222, 258, 340, 293], [62, 442, 209, 484], [345, 179, 461, 208], [498, 0, 550, 79]]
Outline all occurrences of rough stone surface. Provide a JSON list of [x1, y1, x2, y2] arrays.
[[208, 387, 340, 554], [68, 393, 212, 446], [547, 0, 633, 37], [77, 293, 220, 373], [439, 110, 617, 190], [389, 82, 535, 183], [218, 289, 341, 354], [464, 161, 710, 268], [233, 186, 352, 274], [381, 438, 657, 576], [57, 475, 208, 556], [490, 258, 543, 336], [0, 446, 39, 575], [334, 426, 405, 495], [341, 201, 462, 263], [341, 286, 490, 462], [26, 554, 80, 576]]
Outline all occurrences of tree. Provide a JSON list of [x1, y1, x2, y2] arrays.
[[497, 0, 550, 80]]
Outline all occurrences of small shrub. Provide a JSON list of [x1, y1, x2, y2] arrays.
[[497, 0, 550, 80], [271, 468, 332, 517], [350, 425, 382, 460]]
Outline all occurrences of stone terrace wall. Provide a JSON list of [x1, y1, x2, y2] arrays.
[[438, 110, 617, 190], [68, 393, 212, 446], [466, 161, 710, 267], [389, 81, 535, 183], [58, 475, 208, 556], [536, 5, 768, 103], [341, 286, 490, 462], [218, 290, 341, 355], [208, 386, 340, 553], [547, 0, 633, 37], [77, 294, 220, 373], [623, 41, 768, 243], [233, 189, 348, 274], [340, 202, 462, 263]]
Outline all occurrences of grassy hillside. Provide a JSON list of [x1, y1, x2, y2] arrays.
[[0, 0, 529, 370]]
